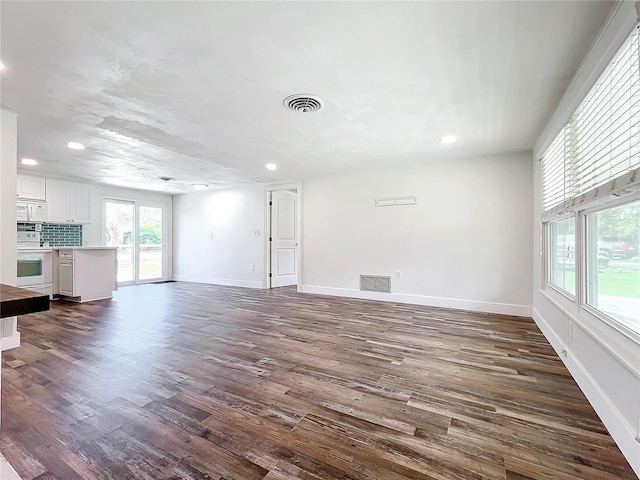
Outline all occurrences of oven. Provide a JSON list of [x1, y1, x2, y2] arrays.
[[17, 250, 53, 287], [17, 231, 53, 290]]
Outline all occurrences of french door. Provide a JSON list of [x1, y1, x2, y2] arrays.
[[104, 199, 165, 285]]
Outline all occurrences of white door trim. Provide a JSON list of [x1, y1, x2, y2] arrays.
[[263, 182, 302, 289]]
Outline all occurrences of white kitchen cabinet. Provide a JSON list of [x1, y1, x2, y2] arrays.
[[17, 175, 46, 200], [58, 248, 117, 302], [45, 179, 92, 224], [58, 258, 74, 296], [45, 179, 68, 222]]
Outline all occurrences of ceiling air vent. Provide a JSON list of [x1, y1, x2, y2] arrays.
[[251, 176, 277, 184], [283, 94, 323, 113]]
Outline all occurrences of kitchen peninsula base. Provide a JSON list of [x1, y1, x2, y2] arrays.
[[57, 247, 118, 302]]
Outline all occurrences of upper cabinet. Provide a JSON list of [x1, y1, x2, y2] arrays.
[[17, 175, 46, 200], [45, 179, 92, 224]]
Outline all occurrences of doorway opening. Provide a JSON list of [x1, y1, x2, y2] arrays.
[[265, 185, 301, 289]]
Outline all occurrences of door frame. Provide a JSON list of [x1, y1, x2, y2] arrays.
[[102, 196, 171, 285], [263, 182, 302, 289]]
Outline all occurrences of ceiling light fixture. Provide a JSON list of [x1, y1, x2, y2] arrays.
[[21, 158, 38, 166], [265, 163, 277, 170], [158, 176, 175, 182], [438, 135, 457, 145], [67, 141, 85, 150], [0, 61, 5, 71], [191, 184, 208, 190]]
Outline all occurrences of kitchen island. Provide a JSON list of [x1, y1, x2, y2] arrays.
[[56, 247, 118, 302]]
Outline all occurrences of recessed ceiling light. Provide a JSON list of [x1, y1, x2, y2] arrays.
[[0, 61, 5, 71], [21, 158, 38, 166], [438, 135, 457, 145], [191, 184, 208, 190], [67, 141, 85, 150], [265, 163, 277, 170]]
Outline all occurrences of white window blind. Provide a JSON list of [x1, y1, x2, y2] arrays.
[[541, 26, 640, 217], [542, 127, 568, 211]]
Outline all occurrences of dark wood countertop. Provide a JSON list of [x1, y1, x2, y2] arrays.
[[0, 284, 50, 318]]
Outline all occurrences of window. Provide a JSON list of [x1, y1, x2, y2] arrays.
[[571, 28, 639, 195], [585, 200, 640, 334], [549, 217, 576, 295], [541, 25, 640, 336], [541, 27, 640, 218]]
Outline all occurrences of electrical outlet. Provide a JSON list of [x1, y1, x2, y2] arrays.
[[250, 264, 255, 271], [254, 230, 261, 236]]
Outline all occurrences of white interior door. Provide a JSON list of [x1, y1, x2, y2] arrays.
[[270, 190, 297, 287]]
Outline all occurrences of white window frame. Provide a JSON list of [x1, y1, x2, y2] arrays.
[[542, 191, 640, 345], [545, 214, 578, 300], [578, 192, 640, 342]]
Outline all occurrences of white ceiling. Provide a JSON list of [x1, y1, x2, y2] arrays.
[[1, 1, 613, 194]]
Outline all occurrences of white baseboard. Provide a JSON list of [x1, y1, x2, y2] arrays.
[[172, 274, 262, 289], [298, 285, 532, 317], [532, 308, 640, 478], [1, 453, 23, 480], [0, 331, 21, 351]]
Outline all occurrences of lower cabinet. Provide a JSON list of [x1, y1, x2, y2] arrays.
[[59, 258, 74, 296]]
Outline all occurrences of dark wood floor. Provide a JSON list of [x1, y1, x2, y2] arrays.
[[0, 283, 635, 480]]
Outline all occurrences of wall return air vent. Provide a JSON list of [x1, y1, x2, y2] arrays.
[[375, 196, 417, 207], [360, 275, 391, 293]]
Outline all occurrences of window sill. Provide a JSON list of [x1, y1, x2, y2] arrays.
[[538, 287, 640, 376]]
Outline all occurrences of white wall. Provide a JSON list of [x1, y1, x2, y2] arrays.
[[300, 152, 533, 316], [1, 109, 19, 351], [0, 109, 17, 285], [173, 184, 265, 288], [1, 109, 18, 426]]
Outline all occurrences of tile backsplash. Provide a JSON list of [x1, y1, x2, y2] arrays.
[[17, 223, 83, 246]]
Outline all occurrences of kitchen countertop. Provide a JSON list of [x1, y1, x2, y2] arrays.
[[54, 246, 118, 250], [0, 284, 50, 318]]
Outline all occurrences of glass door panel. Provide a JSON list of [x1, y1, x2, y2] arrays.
[[137, 205, 163, 281], [105, 200, 135, 284]]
